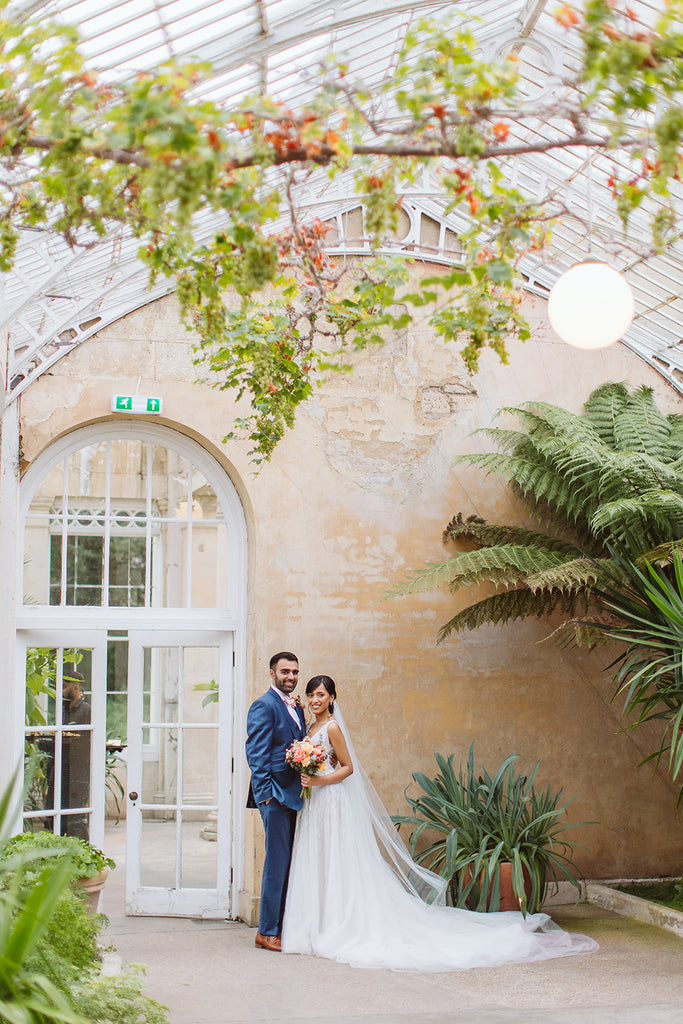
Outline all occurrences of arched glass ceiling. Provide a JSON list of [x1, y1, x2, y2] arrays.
[[3, 0, 683, 401]]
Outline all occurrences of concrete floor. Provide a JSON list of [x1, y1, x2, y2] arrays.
[[100, 824, 683, 1024]]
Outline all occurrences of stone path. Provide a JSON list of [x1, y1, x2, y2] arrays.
[[100, 828, 683, 1024]]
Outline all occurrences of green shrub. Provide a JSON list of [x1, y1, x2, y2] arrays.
[[0, 831, 115, 880], [71, 967, 169, 1024]]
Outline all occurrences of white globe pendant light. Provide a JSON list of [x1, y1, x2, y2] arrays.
[[547, 261, 634, 350]]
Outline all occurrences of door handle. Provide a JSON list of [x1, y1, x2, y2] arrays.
[[128, 791, 139, 801]]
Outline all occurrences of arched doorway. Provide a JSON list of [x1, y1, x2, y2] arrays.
[[16, 423, 247, 917]]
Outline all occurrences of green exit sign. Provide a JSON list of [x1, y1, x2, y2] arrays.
[[111, 395, 163, 414]]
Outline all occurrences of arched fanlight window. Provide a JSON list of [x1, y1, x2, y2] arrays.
[[21, 427, 243, 611]]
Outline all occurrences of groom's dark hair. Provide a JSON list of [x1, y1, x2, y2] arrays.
[[269, 651, 298, 670]]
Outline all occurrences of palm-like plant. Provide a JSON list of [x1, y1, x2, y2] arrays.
[[393, 746, 586, 913], [395, 382, 683, 641], [590, 550, 683, 804]]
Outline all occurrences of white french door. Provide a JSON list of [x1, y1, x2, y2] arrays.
[[125, 630, 233, 917]]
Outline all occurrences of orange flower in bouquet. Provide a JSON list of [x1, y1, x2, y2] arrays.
[[285, 737, 328, 798]]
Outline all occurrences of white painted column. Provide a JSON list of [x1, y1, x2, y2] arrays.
[[0, 397, 20, 809]]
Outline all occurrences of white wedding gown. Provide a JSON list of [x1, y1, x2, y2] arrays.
[[281, 716, 598, 972]]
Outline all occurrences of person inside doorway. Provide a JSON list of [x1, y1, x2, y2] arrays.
[[61, 667, 91, 841]]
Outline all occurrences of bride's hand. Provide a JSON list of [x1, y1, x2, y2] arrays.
[[300, 774, 317, 787]]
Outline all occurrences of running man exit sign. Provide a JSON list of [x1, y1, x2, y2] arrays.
[[111, 395, 163, 414]]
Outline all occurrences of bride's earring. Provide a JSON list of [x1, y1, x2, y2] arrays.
[[329, 700, 334, 713]]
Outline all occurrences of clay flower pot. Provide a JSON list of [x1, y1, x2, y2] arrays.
[[462, 862, 534, 912], [75, 867, 109, 914]]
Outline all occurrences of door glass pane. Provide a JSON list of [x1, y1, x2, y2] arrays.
[[24, 647, 94, 842], [182, 729, 218, 805], [141, 811, 177, 888], [106, 634, 128, 742], [143, 725, 178, 807], [144, 648, 179, 726], [181, 813, 217, 889], [183, 647, 219, 725]]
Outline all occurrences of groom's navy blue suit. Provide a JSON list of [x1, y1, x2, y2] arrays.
[[246, 687, 305, 936]]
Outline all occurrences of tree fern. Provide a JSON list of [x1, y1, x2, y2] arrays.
[[394, 382, 683, 645]]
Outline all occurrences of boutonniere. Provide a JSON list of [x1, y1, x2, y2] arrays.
[[295, 696, 304, 709]]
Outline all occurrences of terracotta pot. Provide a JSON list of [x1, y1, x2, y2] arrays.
[[462, 861, 533, 912], [74, 867, 109, 914]]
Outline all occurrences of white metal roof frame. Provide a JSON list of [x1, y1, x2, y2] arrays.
[[3, 0, 683, 402]]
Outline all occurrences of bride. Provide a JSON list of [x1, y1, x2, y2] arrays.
[[281, 675, 598, 972]]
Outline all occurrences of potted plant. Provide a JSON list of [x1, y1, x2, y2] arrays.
[[393, 745, 589, 914], [0, 831, 115, 914]]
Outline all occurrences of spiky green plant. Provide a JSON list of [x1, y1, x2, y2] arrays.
[[589, 549, 683, 804], [394, 382, 683, 641], [393, 746, 587, 913]]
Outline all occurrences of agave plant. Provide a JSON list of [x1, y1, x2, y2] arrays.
[[394, 382, 683, 641], [393, 746, 588, 914]]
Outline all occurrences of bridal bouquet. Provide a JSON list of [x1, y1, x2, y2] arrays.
[[285, 738, 328, 799]]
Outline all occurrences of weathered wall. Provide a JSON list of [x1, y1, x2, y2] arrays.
[[18, 265, 683, 895]]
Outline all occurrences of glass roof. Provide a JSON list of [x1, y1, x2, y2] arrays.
[[4, 0, 683, 400]]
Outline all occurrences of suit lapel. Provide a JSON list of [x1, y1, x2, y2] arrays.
[[267, 687, 303, 739]]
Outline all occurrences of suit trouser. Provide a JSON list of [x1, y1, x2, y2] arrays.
[[258, 799, 297, 935]]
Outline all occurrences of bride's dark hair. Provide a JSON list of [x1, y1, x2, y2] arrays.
[[305, 674, 336, 713]]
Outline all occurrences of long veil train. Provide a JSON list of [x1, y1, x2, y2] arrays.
[[281, 707, 598, 972]]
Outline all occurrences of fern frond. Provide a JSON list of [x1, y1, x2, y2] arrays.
[[597, 451, 683, 497], [590, 492, 683, 550], [544, 617, 612, 649], [525, 556, 612, 594], [584, 382, 631, 446], [467, 427, 535, 453], [442, 513, 582, 555], [638, 539, 683, 567], [516, 402, 600, 443], [614, 385, 673, 459], [667, 414, 683, 452], [437, 587, 581, 641], [393, 545, 579, 596]]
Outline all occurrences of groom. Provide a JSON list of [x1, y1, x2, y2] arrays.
[[245, 651, 305, 952]]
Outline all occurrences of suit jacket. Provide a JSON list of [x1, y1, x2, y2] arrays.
[[245, 688, 306, 811]]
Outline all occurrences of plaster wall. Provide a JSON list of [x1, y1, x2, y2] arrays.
[[16, 267, 683, 903]]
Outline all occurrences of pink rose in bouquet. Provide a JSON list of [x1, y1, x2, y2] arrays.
[[285, 737, 328, 799]]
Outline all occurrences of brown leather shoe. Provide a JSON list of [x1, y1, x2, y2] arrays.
[[255, 932, 281, 952]]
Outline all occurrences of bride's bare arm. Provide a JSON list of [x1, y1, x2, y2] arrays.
[[301, 721, 353, 787]]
